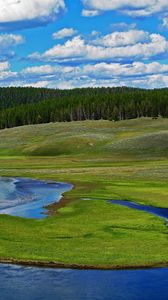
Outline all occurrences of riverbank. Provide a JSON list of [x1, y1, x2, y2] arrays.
[[1, 258, 168, 270]]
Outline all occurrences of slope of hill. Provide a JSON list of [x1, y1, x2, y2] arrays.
[[0, 117, 167, 159]]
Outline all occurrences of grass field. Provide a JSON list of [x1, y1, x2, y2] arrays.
[[0, 118, 168, 268]]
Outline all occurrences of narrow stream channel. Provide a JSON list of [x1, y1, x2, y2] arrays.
[[110, 200, 168, 223]]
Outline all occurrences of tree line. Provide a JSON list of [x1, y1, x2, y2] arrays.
[[0, 86, 168, 129], [0, 86, 138, 110]]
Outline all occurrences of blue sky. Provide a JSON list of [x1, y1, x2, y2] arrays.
[[0, 0, 168, 89]]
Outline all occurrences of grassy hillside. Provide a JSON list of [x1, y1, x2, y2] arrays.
[[0, 118, 168, 268], [0, 117, 168, 159]]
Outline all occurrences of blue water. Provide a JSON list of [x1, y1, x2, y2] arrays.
[[0, 177, 73, 219], [0, 264, 168, 300], [110, 200, 168, 222]]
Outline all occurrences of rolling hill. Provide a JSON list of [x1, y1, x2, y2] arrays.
[[0, 118, 167, 159]]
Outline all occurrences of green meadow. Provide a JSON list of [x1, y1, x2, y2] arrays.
[[0, 117, 168, 268]]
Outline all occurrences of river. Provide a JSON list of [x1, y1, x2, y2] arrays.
[[1, 264, 168, 300]]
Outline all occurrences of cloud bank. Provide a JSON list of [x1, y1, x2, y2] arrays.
[[29, 30, 168, 63], [2, 60, 168, 89], [82, 0, 168, 17]]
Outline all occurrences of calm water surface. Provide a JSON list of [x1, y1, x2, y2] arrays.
[[0, 264, 168, 300], [0, 177, 73, 219]]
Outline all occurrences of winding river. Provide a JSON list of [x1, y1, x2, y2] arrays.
[[0, 177, 73, 219], [0, 177, 168, 299]]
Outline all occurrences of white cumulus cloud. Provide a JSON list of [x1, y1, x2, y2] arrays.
[[82, 9, 100, 17], [82, 61, 168, 78], [93, 30, 149, 47], [53, 28, 77, 39], [0, 34, 23, 47], [0, 61, 10, 71], [0, 33, 24, 59], [0, 60, 17, 80], [29, 30, 168, 63], [82, 0, 168, 17], [162, 17, 168, 28], [0, 0, 65, 26]]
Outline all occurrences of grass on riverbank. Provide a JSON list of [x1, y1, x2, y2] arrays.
[[0, 118, 168, 268]]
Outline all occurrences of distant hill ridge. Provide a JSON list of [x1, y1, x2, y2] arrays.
[[0, 86, 168, 129]]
